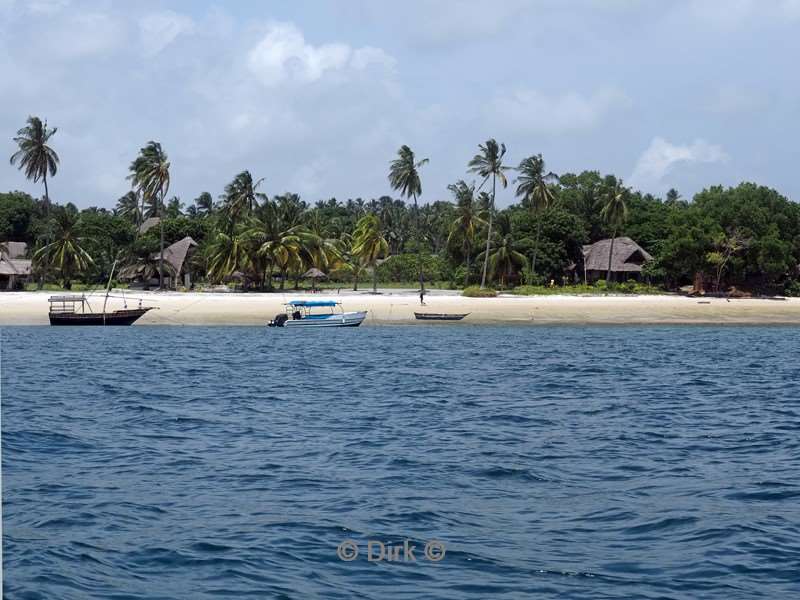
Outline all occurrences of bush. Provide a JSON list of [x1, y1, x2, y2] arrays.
[[463, 285, 497, 297]]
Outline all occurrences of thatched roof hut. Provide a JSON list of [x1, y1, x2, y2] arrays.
[[0, 241, 32, 289], [582, 237, 652, 281], [118, 236, 198, 287]]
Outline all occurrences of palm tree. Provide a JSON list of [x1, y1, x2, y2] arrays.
[[447, 180, 485, 287], [221, 171, 266, 226], [515, 154, 559, 282], [166, 196, 184, 218], [128, 142, 170, 289], [206, 230, 252, 284], [249, 201, 314, 290], [388, 145, 428, 293], [115, 191, 141, 226], [352, 213, 388, 293], [33, 206, 93, 289], [10, 116, 59, 208], [10, 116, 59, 288], [599, 180, 629, 282], [476, 213, 526, 287], [468, 139, 509, 288], [193, 191, 215, 216]]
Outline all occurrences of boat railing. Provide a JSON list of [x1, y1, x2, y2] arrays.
[[48, 295, 89, 314]]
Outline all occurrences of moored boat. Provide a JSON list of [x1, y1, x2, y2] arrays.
[[414, 312, 469, 321], [47, 261, 155, 326], [268, 300, 366, 328]]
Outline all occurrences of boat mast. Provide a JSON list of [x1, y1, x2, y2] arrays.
[[102, 260, 117, 315]]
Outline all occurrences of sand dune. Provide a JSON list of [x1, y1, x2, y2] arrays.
[[2, 289, 800, 326]]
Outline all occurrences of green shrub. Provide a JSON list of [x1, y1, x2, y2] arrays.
[[463, 285, 497, 297], [375, 253, 449, 283]]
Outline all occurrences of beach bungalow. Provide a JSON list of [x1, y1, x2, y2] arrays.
[[119, 236, 199, 289], [139, 217, 160, 235], [0, 241, 32, 290], [582, 237, 652, 283]]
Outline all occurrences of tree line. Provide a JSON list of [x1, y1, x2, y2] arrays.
[[4, 115, 800, 295]]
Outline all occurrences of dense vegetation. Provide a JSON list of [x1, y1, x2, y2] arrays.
[[3, 116, 799, 294]]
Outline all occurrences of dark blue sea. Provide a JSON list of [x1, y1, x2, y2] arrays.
[[3, 326, 800, 599]]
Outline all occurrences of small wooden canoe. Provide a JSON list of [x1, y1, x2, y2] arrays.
[[414, 312, 469, 321]]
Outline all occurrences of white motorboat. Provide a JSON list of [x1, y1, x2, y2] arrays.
[[268, 300, 367, 328]]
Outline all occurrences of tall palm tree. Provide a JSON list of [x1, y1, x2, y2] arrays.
[[468, 139, 509, 288], [515, 154, 559, 282], [447, 180, 485, 287], [388, 145, 428, 293], [352, 213, 389, 293], [10, 116, 59, 288], [33, 206, 93, 290], [600, 180, 629, 282], [10, 116, 59, 208], [221, 171, 266, 225], [128, 141, 170, 289]]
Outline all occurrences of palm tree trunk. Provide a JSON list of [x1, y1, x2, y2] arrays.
[[530, 219, 541, 284], [38, 174, 50, 290], [159, 192, 165, 290], [464, 242, 471, 288], [413, 193, 424, 295], [480, 175, 495, 289], [353, 271, 359, 291], [372, 261, 378, 293], [606, 230, 616, 283]]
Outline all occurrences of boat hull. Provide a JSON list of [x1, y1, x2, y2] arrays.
[[279, 311, 367, 328], [49, 308, 153, 326], [414, 312, 469, 321]]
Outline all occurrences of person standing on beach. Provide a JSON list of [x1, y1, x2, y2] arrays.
[[420, 290, 425, 305]]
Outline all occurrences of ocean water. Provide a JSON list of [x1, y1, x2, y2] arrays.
[[2, 325, 800, 599]]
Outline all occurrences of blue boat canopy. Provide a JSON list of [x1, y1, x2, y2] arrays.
[[287, 300, 338, 307]]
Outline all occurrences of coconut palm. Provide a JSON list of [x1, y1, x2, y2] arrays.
[[194, 191, 215, 216], [468, 139, 509, 288], [249, 202, 314, 290], [599, 180, 629, 282], [352, 213, 389, 293], [127, 141, 170, 289], [115, 190, 141, 226], [388, 145, 428, 293], [165, 196, 184, 218], [10, 116, 60, 288], [515, 154, 559, 282], [206, 230, 252, 284], [33, 206, 93, 289], [476, 213, 526, 287], [221, 171, 266, 225], [447, 180, 485, 287], [10, 116, 59, 207]]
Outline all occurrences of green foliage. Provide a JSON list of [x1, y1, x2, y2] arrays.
[[463, 285, 496, 297], [375, 253, 449, 283], [0, 191, 41, 242]]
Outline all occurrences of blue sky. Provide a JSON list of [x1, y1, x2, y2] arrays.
[[1, 0, 798, 209]]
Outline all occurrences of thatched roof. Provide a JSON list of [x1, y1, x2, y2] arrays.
[[139, 217, 160, 234], [118, 236, 197, 281], [153, 236, 198, 276], [0, 258, 32, 276], [582, 237, 653, 273], [1, 241, 28, 259], [303, 267, 327, 279]]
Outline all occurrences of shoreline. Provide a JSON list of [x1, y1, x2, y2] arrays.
[[2, 290, 800, 326]]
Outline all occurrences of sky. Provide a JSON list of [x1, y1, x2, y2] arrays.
[[1, 0, 799, 209]]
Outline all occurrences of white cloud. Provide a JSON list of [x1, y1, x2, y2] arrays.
[[629, 137, 729, 192], [246, 22, 394, 86], [489, 87, 632, 134], [139, 10, 195, 57], [43, 13, 125, 60]]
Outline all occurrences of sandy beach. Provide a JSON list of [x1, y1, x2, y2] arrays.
[[1, 289, 800, 326]]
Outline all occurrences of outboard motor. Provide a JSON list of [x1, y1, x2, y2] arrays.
[[268, 313, 289, 327]]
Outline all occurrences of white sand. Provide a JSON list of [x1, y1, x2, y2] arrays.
[[2, 289, 800, 326]]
